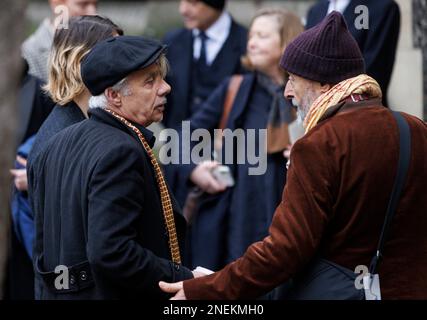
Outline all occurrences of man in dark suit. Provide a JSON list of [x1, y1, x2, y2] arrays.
[[163, 0, 247, 208], [306, 0, 400, 107], [28, 36, 199, 299], [163, 0, 247, 129]]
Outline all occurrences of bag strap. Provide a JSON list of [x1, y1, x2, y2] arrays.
[[369, 111, 411, 274], [218, 75, 243, 130]]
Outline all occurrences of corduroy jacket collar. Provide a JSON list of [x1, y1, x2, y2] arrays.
[[318, 97, 383, 124]]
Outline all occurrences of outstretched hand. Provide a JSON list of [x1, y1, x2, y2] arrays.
[[159, 281, 186, 300]]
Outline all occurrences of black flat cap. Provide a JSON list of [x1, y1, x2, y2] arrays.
[[81, 35, 166, 96]]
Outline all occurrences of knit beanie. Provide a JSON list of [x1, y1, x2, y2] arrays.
[[201, 0, 225, 11], [280, 11, 365, 84]]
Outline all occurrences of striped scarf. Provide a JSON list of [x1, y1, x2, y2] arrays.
[[304, 74, 382, 133]]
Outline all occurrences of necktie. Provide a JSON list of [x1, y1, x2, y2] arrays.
[[198, 31, 208, 67], [105, 109, 182, 264]]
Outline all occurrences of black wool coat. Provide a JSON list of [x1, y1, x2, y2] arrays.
[[28, 108, 193, 300]]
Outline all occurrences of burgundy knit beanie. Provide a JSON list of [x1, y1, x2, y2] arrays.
[[280, 11, 365, 84], [201, 0, 225, 11]]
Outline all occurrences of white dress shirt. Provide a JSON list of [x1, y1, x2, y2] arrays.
[[192, 11, 232, 66], [327, 0, 352, 14]]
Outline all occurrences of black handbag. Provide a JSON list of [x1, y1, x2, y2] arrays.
[[281, 111, 411, 300]]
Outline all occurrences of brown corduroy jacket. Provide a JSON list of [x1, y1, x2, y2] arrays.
[[183, 98, 427, 300]]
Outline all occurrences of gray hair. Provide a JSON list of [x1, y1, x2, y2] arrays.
[[88, 77, 131, 110]]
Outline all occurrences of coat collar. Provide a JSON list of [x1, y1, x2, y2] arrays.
[[62, 100, 87, 122], [170, 30, 194, 123], [317, 97, 383, 124], [217, 19, 247, 59], [88, 108, 156, 147]]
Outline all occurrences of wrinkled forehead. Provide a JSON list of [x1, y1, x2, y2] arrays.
[[126, 60, 165, 82], [288, 72, 317, 86]]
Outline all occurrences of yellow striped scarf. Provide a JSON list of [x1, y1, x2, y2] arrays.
[[304, 74, 382, 133]]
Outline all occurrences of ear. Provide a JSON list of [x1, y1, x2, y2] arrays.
[[319, 83, 332, 94], [104, 88, 122, 108]]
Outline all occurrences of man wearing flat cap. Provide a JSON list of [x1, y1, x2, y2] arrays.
[[28, 36, 198, 299], [160, 12, 427, 300]]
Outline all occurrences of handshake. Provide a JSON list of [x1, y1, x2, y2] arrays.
[[159, 266, 214, 300]]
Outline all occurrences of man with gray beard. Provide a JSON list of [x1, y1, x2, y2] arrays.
[[160, 12, 427, 300]]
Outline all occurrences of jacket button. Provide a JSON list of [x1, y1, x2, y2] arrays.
[[174, 264, 180, 271], [80, 271, 87, 281], [69, 275, 76, 285]]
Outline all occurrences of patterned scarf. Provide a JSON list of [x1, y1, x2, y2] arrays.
[[257, 72, 295, 153], [105, 109, 182, 264], [304, 74, 382, 133]]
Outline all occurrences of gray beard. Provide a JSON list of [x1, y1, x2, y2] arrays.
[[296, 92, 317, 124], [297, 108, 307, 123], [293, 98, 308, 123]]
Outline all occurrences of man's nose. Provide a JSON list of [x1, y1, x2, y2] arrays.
[[159, 79, 171, 96], [284, 81, 294, 100]]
